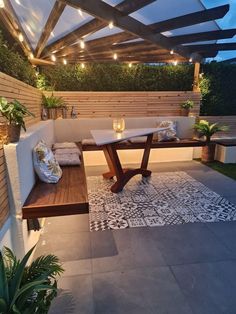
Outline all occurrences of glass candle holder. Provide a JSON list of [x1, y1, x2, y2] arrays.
[[113, 118, 125, 133]]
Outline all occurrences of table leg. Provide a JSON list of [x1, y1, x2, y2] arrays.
[[102, 134, 153, 193]]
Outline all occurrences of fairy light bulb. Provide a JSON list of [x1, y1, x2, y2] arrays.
[[51, 54, 56, 62], [81, 63, 85, 69], [80, 40, 85, 49], [109, 21, 114, 29], [18, 33, 24, 42], [113, 53, 117, 60], [63, 58, 67, 65], [0, 0, 5, 8]]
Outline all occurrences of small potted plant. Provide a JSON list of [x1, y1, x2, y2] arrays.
[[180, 100, 194, 116], [0, 245, 64, 313], [194, 119, 228, 162], [42, 94, 66, 119], [0, 97, 35, 143]]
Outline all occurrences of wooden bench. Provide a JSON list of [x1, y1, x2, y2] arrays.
[[82, 139, 205, 151], [22, 145, 89, 219]]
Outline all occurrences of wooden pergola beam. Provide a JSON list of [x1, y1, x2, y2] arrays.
[[150, 4, 229, 33], [187, 43, 236, 53], [61, 56, 186, 63], [35, 1, 66, 57], [169, 29, 236, 46], [42, 0, 155, 57], [62, 0, 196, 61]]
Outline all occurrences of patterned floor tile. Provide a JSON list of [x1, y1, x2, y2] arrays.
[[87, 172, 236, 232]]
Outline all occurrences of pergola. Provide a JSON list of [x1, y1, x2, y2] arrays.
[[0, 0, 235, 66]]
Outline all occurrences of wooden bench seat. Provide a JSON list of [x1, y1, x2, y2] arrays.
[[213, 139, 236, 147], [82, 139, 205, 151], [22, 148, 89, 219]]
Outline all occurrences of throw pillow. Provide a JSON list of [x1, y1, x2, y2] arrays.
[[156, 120, 179, 142], [33, 141, 62, 183]]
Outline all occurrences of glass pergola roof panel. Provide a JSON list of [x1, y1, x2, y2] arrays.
[[9, 0, 56, 49], [84, 26, 123, 42], [47, 6, 93, 45]]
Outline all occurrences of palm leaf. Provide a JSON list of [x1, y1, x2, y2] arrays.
[[0, 251, 9, 305]]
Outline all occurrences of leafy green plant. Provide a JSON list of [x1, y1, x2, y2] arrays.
[[181, 99, 194, 109], [194, 119, 229, 143], [0, 245, 64, 314], [42, 94, 65, 109], [0, 97, 35, 131]]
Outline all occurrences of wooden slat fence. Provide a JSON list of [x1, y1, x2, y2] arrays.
[[199, 116, 236, 138]]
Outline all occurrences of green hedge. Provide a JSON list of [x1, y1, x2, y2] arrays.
[[200, 63, 236, 116], [40, 63, 194, 91], [0, 31, 36, 86]]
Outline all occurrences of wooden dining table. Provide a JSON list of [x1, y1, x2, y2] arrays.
[[91, 128, 167, 193]]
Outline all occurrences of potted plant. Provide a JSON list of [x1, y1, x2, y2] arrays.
[[42, 94, 66, 120], [0, 97, 35, 143], [0, 245, 64, 314], [194, 119, 228, 162], [180, 100, 194, 116]]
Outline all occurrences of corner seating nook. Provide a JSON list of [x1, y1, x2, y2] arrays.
[[4, 117, 204, 223]]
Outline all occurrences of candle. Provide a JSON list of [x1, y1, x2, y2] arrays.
[[113, 118, 125, 133]]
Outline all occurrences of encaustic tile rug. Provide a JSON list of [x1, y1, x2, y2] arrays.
[[88, 171, 236, 232]]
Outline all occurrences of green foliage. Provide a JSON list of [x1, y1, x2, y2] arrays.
[[181, 99, 194, 109], [0, 31, 36, 86], [200, 63, 236, 115], [39, 63, 194, 91], [42, 94, 65, 108], [0, 97, 35, 131], [36, 74, 53, 91], [0, 246, 64, 314], [194, 119, 229, 142]]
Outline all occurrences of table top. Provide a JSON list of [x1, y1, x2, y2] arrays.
[[91, 127, 167, 146]]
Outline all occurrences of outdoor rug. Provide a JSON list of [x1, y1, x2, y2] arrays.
[[88, 171, 236, 231]]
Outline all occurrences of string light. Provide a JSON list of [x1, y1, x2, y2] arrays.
[[80, 40, 85, 49], [173, 60, 178, 66], [113, 53, 117, 60], [109, 21, 114, 29], [81, 63, 85, 69], [63, 58, 67, 65], [128, 63, 132, 68], [0, 0, 5, 8], [51, 54, 56, 62], [170, 49, 174, 55], [18, 33, 24, 42], [29, 53, 34, 59], [189, 58, 193, 63]]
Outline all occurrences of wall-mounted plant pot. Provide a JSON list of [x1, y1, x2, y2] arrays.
[[8, 124, 21, 143], [202, 143, 216, 162], [181, 108, 190, 116]]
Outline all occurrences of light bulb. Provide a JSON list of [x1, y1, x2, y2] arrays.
[[173, 60, 178, 66], [63, 58, 67, 65], [128, 63, 132, 68], [109, 21, 114, 29], [80, 40, 85, 49], [18, 33, 24, 42], [29, 53, 34, 59], [113, 53, 117, 60], [0, 0, 5, 8], [170, 49, 174, 55], [51, 54, 56, 62], [81, 63, 85, 69], [189, 58, 193, 62]]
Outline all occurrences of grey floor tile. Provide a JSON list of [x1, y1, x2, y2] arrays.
[[172, 260, 236, 314], [42, 214, 90, 234], [150, 223, 233, 265], [206, 221, 236, 255], [63, 259, 92, 276], [93, 267, 193, 314], [49, 274, 94, 314], [35, 231, 91, 262], [91, 228, 166, 273]]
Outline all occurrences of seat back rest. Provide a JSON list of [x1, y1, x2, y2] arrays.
[[55, 116, 196, 142], [4, 121, 55, 215]]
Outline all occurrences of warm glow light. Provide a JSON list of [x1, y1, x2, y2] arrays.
[[78, 9, 83, 17], [109, 21, 114, 29], [51, 54, 56, 62], [113, 53, 117, 60], [81, 63, 85, 69], [18, 33, 24, 42], [0, 0, 5, 8], [170, 49, 174, 55], [128, 63, 132, 68], [29, 53, 34, 59], [63, 58, 67, 65], [80, 40, 85, 49], [173, 60, 178, 66], [199, 72, 204, 78], [113, 118, 125, 133], [189, 58, 193, 63]]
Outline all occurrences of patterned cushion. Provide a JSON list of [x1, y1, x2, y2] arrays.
[[33, 141, 62, 183], [156, 120, 179, 142]]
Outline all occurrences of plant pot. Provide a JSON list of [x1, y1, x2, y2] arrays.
[[181, 108, 190, 116], [202, 143, 216, 162], [8, 124, 21, 143]]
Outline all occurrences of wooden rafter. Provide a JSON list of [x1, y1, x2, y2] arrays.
[[42, 0, 155, 57], [0, 0, 33, 55], [61, 0, 197, 61], [35, 1, 66, 57], [169, 29, 236, 46], [187, 43, 236, 54]]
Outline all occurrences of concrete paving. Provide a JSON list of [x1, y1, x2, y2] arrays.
[[34, 161, 236, 314]]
